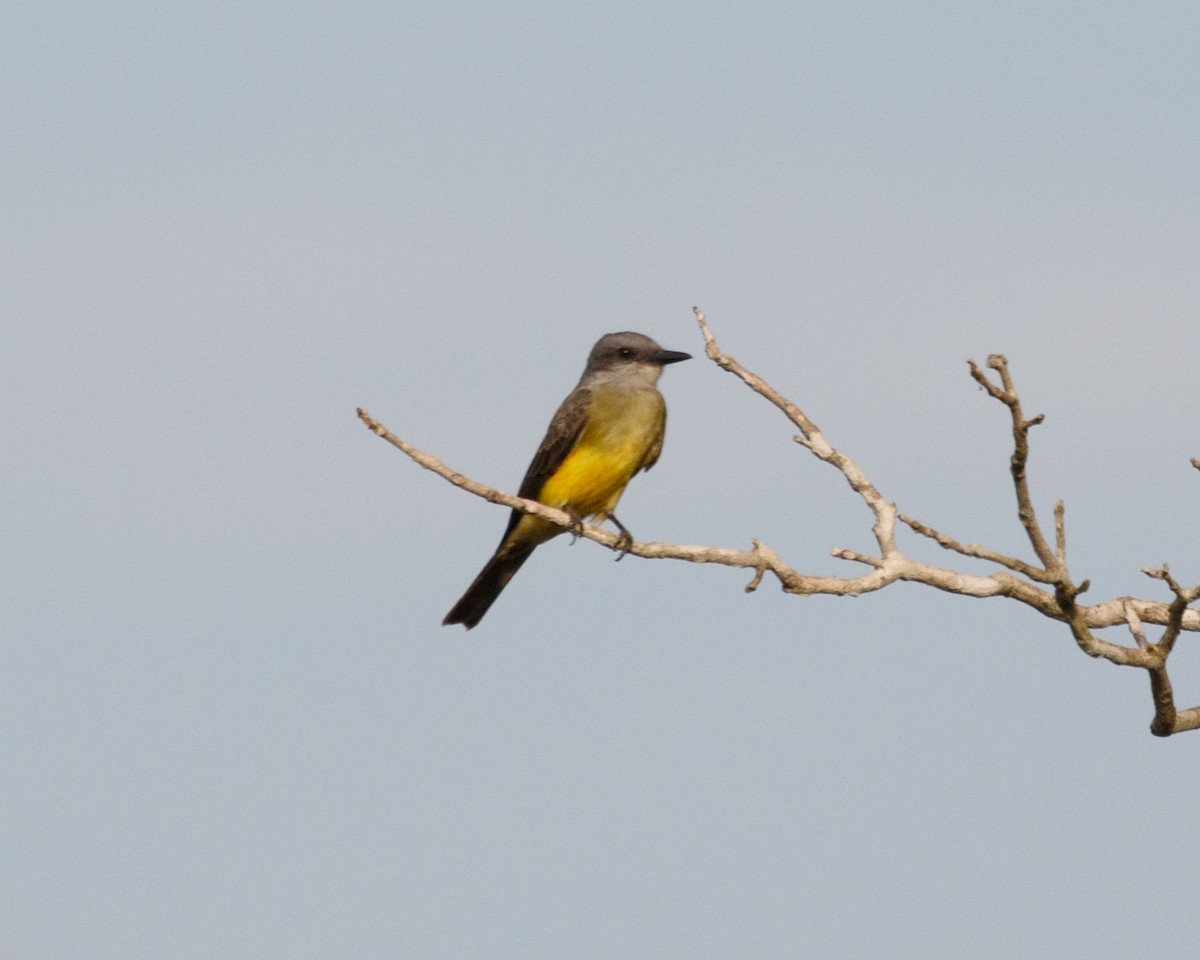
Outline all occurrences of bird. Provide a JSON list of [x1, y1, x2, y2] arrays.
[[443, 331, 691, 629]]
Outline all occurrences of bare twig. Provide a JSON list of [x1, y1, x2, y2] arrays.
[[1141, 565, 1200, 660], [1123, 602, 1150, 651], [693, 306, 899, 561], [1128, 568, 1200, 736], [968, 355, 1056, 573], [897, 512, 1055, 584]]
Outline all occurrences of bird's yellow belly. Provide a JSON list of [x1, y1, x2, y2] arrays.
[[537, 389, 664, 520]]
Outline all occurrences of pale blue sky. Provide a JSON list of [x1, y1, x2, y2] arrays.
[[4, 2, 1200, 958]]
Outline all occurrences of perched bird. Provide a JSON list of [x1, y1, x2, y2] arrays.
[[443, 331, 691, 628]]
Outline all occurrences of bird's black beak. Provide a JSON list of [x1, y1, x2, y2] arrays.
[[655, 349, 692, 365]]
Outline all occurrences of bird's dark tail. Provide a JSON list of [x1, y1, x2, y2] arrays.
[[443, 542, 536, 629]]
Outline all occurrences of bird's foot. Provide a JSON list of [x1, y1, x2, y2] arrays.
[[609, 514, 634, 560], [613, 529, 634, 559], [564, 508, 585, 543]]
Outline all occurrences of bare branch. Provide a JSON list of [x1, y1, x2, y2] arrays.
[[359, 409, 1041, 604], [1159, 707, 1200, 735], [1141, 565, 1200, 659], [693, 306, 899, 560], [1123, 602, 1150, 651], [961, 359, 1161, 679], [1070, 596, 1200, 633], [831, 548, 884, 568], [363, 310, 1200, 736], [359, 408, 852, 594], [1130, 591, 1180, 736], [969, 355, 1058, 573], [1054, 500, 1066, 566], [359, 412, 1199, 625], [1124, 568, 1200, 735], [897, 512, 1055, 584]]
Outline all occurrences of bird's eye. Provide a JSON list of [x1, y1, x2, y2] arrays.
[[618, 347, 633, 358]]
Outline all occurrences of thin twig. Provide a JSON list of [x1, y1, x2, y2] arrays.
[[693, 306, 900, 560], [969, 355, 1057, 573], [897, 513, 1056, 583]]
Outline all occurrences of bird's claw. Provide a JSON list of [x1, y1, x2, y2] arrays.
[[613, 529, 633, 560], [565, 509, 585, 543]]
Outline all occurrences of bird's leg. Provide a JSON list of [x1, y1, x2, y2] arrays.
[[608, 514, 634, 560], [563, 508, 585, 543]]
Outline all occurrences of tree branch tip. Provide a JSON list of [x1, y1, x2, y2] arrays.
[[1147, 565, 1180, 591], [831, 547, 882, 568], [357, 408, 387, 436], [749, 539, 783, 563], [1141, 566, 1197, 601]]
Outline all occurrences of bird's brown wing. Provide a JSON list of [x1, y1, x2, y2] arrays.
[[636, 396, 667, 472], [501, 387, 592, 537]]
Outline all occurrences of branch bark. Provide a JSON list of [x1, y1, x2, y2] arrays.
[[360, 309, 1200, 737]]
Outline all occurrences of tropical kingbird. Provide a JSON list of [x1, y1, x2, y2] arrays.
[[443, 331, 691, 629]]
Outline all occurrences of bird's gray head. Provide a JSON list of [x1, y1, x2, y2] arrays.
[[580, 332, 691, 387]]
